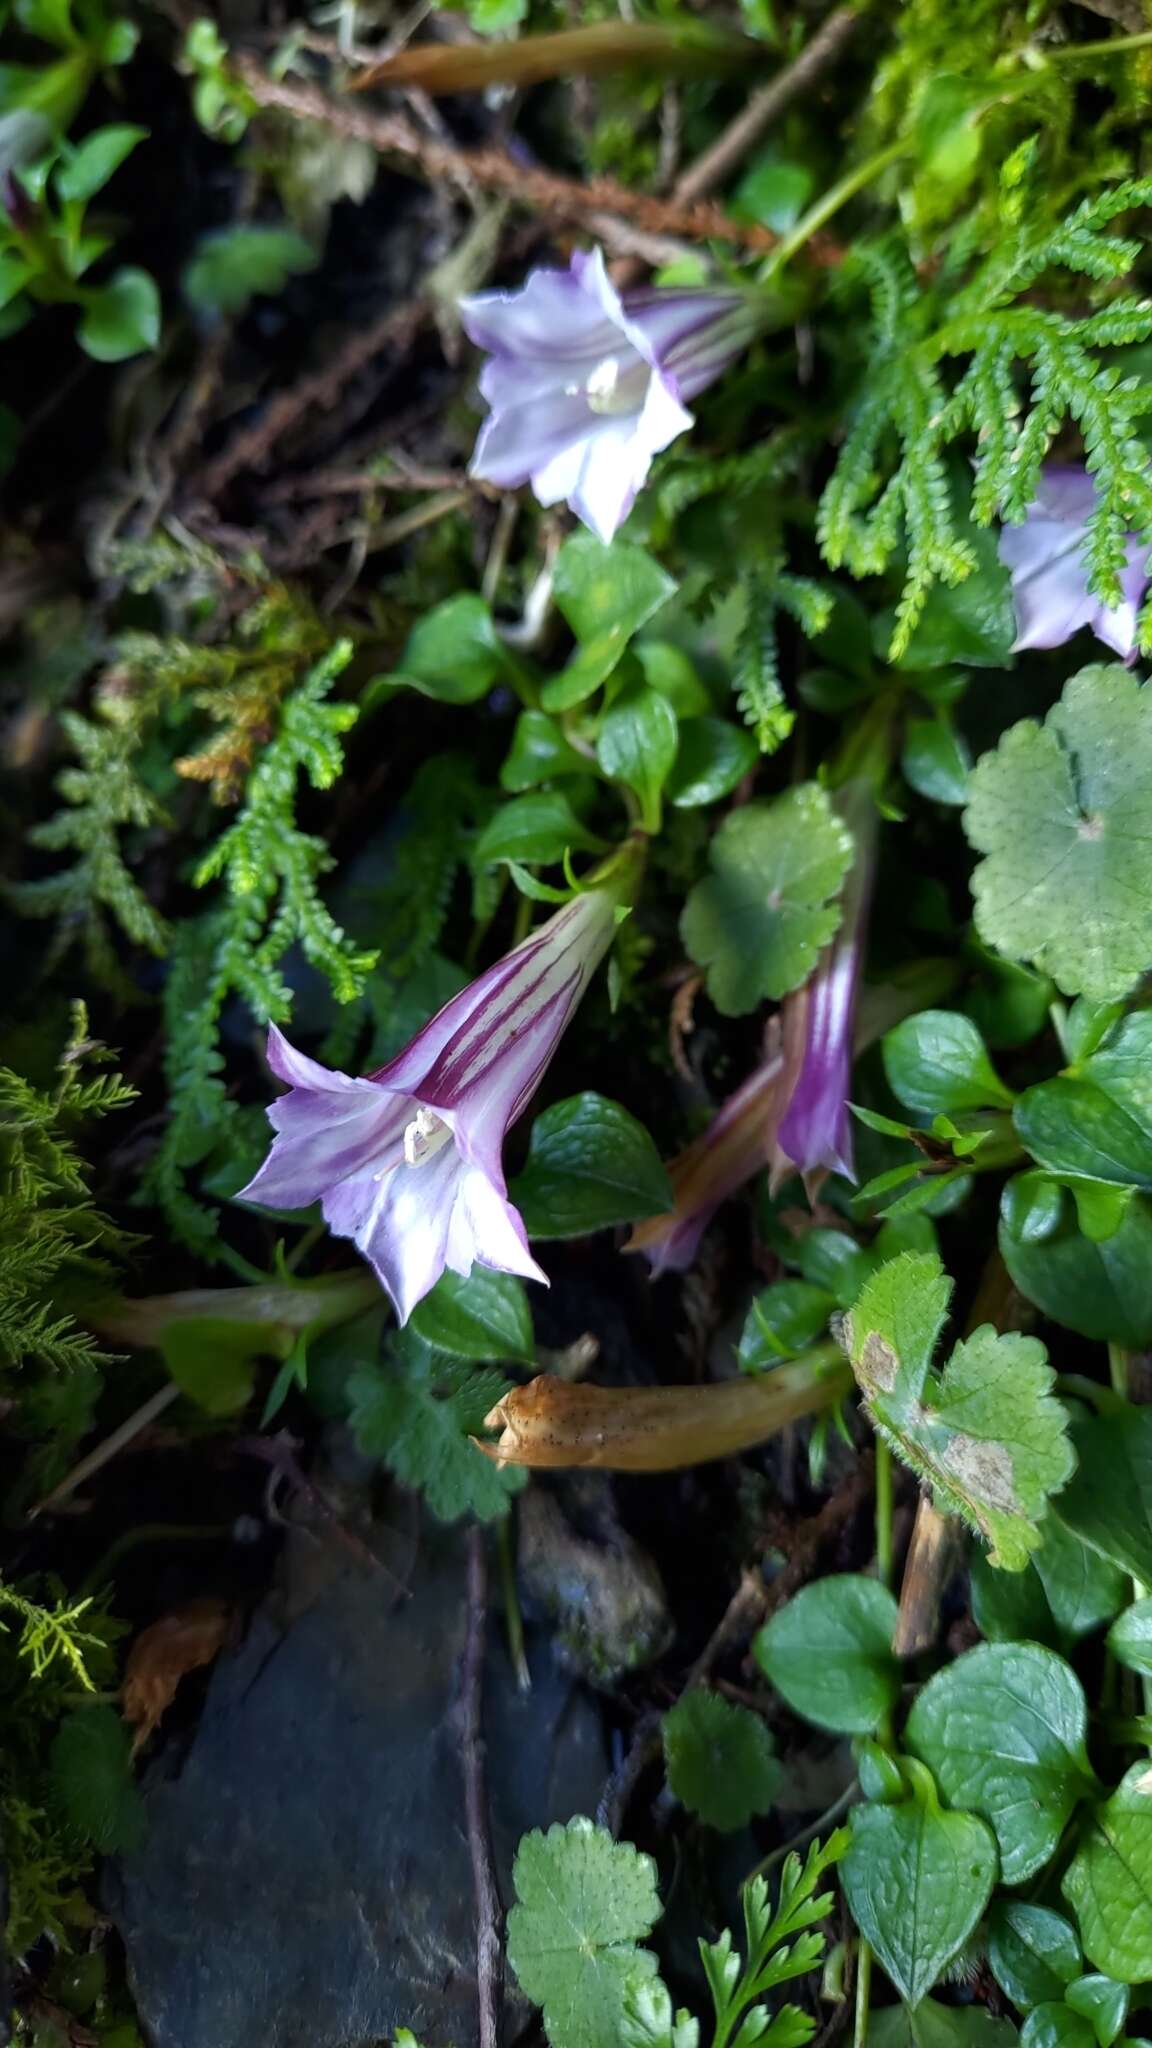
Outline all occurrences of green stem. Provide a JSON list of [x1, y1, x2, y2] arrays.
[[853, 1938, 873, 2048], [762, 140, 908, 277], [1039, 27, 1152, 62], [874, 1441, 894, 1590], [497, 1514, 531, 1694], [1104, 1347, 1152, 1732], [78, 1521, 228, 1599]]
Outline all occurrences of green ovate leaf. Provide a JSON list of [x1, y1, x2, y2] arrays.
[[973, 1518, 1127, 1650], [545, 536, 675, 710], [662, 1690, 781, 1831], [348, 1345, 526, 1522], [1106, 1597, 1152, 1677], [396, 592, 505, 705], [597, 684, 678, 831], [987, 1903, 1082, 2012], [510, 1092, 672, 1239], [408, 1268, 534, 1363], [739, 1280, 837, 1366], [472, 792, 604, 870], [843, 1253, 1074, 1568], [1014, 1014, 1152, 1191], [500, 710, 588, 792], [1021, 2008, 1098, 2048], [1062, 1765, 1152, 1984], [1064, 1975, 1129, 2048], [964, 665, 1152, 1001], [902, 716, 972, 806], [56, 122, 147, 202], [754, 1575, 901, 1735], [1000, 1179, 1152, 1345], [842, 1774, 997, 2007], [1053, 1408, 1152, 1583], [905, 1642, 1097, 1883], [506, 1817, 662, 2048], [182, 224, 318, 314], [666, 716, 758, 808], [883, 1010, 1013, 1120], [77, 267, 160, 361], [681, 783, 854, 1016]]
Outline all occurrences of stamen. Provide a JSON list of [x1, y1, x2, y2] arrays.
[[403, 1106, 454, 1168], [585, 354, 650, 416]]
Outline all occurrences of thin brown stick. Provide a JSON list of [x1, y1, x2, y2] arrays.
[[674, 7, 860, 207], [192, 295, 430, 500], [459, 1526, 504, 2048], [232, 59, 841, 262]]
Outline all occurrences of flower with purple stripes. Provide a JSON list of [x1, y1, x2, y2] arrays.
[[998, 465, 1151, 663], [461, 247, 756, 543], [239, 889, 617, 1322]]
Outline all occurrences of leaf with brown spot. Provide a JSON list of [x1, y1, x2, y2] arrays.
[[843, 1253, 1073, 1569], [121, 1599, 233, 1751]]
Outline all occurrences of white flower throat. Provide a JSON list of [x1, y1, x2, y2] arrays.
[[403, 1106, 454, 1168], [582, 354, 651, 417]]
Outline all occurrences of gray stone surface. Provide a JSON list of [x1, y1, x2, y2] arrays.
[[109, 1510, 606, 2048]]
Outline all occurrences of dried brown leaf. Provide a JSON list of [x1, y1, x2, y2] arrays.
[[121, 1598, 233, 1751]]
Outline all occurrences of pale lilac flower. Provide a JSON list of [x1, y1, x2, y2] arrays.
[[776, 784, 876, 1191], [239, 890, 617, 1323], [460, 248, 755, 543], [625, 1018, 805, 1276], [998, 465, 1149, 663]]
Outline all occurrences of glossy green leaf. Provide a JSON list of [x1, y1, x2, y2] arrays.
[[1054, 1408, 1152, 1583], [158, 1315, 263, 1415], [902, 716, 972, 805], [738, 1281, 836, 1366], [1065, 1976, 1129, 2048], [681, 782, 853, 1016], [666, 716, 758, 808], [77, 267, 160, 361], [1062, 1765, 1152, 1984], [408, 1268, 534, 1363], [987, 1902, 1082, 2012], [884, 1009, 1013, 1119], [472, 791, 604, 869], [662, 1690, 781, 1831], [500, 710, 589, 792], [545, 536, 675, 710], [396, 592, 504, 705], [56, 122, 146, 202], [1022, 2007, 1098, 2048], [754, 1575, 900, 1735], [842, 1774, 997, 2007], [905, 1642, 1096, 1883], [1106, 1597, 1152, 1676], [1001, 1181, 1152, 1345], [964, 665, 1152, 1001], [510, 1092, 672, 1239], [597, 684, 679, 831]]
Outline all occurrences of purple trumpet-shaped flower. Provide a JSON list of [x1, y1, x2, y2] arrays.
[[629, 788, 876, 1273], [998, 465, 1150, 664], [625, 1017, 806, 1276], [239, 889, 618, 1322], [776, 784, 876, 1191], [460, 247, 756, 543]]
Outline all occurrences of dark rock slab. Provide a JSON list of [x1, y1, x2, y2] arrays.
[[109, 1508, 605, 2048]]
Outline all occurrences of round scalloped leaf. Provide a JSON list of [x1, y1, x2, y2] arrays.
[[680, 782, 854, 1016], [506, 1817, 661, 2048], [964, 665, 1152, 1001], [662, 1690, 781, 1831]]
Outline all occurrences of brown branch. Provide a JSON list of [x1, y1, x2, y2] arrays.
[[232, 58, 841, 262], [192, 295, 430, 501], [459, 1526, 505, 2048], [673, 6, 861, 208]]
